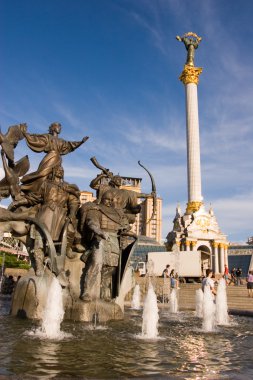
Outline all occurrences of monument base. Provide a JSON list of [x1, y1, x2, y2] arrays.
[[166, 203, 229, 274], [65, 299, 124, 322], [11, 261, 126, 323]]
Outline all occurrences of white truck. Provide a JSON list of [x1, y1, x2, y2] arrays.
[[136, 251, 202, 282]]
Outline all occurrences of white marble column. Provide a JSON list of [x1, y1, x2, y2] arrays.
[[185, 83, 202, 204], [213, 242, 219, 274], [219, 244, 225, 274], [179, 65, 203, 214], [224, 245, 228, 266]]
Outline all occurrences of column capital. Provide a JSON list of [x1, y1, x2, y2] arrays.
[[179, 65, 203, 85], [186, 201, 203, 214], [212, 241, 219, 248], [185, 240, 191, 246]]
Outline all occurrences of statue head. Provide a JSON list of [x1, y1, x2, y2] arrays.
[[101, 191, 114, 207], [48, 165, 64, 181], [49, 122, 62, 135], [54, 165, 64, 178], [109, 175, 122, 188]]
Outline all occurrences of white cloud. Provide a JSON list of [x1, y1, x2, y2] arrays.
[[211, 191, 253, 242]]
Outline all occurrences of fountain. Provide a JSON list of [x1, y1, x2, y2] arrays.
[[141, 283, 159, 339], [0, 123, 152, 323], [40, 276, 65, 339], [202, 286, 216, 332], [131, 284, 141, 310], [169, 288, 178, 314], [0, 30, 252, 379], [216, 278, 229, 325], [195, 288, 204, 318]]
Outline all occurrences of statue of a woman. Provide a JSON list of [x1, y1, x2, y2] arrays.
[[176, 32, 202, 67], [20, 122, 89, 192]]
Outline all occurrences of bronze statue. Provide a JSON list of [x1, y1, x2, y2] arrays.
[[0, 122, 89, 279], [10, 165, 81, 276], [0, 123, 27, 165], [0, 121, 151, 321], [0, 150, 29, 201], [89, 156, 156, 225], [176, 32, 202, 67], [20, 122, 89, 192], [80, 191, 135, 302]]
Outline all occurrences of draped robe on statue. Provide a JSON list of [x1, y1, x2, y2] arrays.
[[21, 133, 84, 192]]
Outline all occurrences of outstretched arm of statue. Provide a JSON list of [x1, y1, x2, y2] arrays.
[[64, 136, 89, 153]]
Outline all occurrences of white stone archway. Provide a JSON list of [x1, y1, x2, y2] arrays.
[[196, 244, 211, 276]]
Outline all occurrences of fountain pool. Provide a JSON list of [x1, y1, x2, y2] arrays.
[[0, 298, 252, 379]]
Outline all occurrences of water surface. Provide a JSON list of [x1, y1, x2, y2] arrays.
[[0, 298, 252, 379]]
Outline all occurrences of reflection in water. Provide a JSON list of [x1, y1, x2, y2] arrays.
[[0, 298, 253, 379]]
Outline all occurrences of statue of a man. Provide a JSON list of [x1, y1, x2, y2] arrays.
[[176, 32, 202, 67], [12, 165, 81, 276], [90, 173, 141, 225], [80, 191, 132, 302]]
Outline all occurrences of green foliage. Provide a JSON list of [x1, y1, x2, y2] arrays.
[[0, 251, 30, 269]]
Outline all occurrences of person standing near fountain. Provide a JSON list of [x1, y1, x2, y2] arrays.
[[235, 267, 242, 286], [224, 264, 229, 285], [202, 269, 216, 296], [162, 264, 170, 278], [246, 270, 253, 298], [169, 269, 179, 290]]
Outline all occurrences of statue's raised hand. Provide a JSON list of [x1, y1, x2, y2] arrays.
[[82, 136, 89, 143]]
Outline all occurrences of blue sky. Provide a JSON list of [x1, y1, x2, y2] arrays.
[[1, 0, 253, 243]]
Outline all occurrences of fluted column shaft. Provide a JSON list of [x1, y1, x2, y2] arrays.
[[185, 83, 202, 204], [180, 65, 203, 214], [219, 244, 225, 274], [213, 242, 219, 274]]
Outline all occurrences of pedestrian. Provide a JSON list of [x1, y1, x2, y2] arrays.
[[246, 270, 253, 298], [169, 269, 179, 289], [229, 267, 236, 285], [162, 264, 170, 278], [224, 264, 229, 285], [202, 269, 216, 296], [236, 267, 242, 286]]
